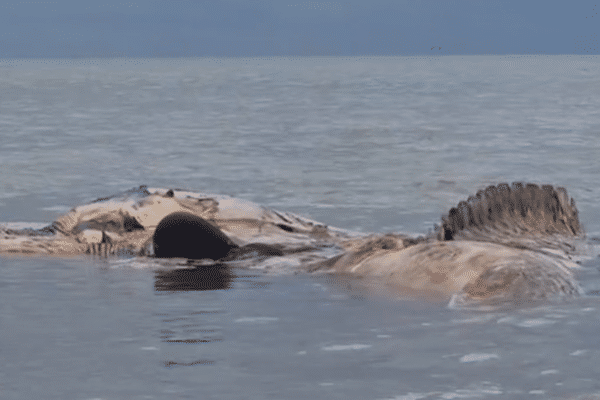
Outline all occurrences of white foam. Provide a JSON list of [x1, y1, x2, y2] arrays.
[[459, 353, 499, 363], [569, 349, 587, 356], [380, 393, 434, 400], [516, 319, 556, 328], [321, 344, 372, 351], [497, 317, 557, 328], [380, 382, 503, 400], [540, 369, 559, 375]]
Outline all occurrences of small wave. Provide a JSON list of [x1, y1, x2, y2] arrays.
[[570, 349, 588, 356], [459, 353, 499, 363], [234, 317, 279, 323], [0, 222, 49, 230], [41, 205, 71, 212], [380, 381, 503, 400], [321, 344, 372, 351]]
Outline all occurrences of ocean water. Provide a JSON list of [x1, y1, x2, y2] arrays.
[[2, 55, 600, 399]]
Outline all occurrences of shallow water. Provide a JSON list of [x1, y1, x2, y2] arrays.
[[2, 55, 600, 398], [3, 255, 600, 399]]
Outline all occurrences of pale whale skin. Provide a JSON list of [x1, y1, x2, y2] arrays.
[[0, 186, 342, 258], [0, 183, 587, 304]]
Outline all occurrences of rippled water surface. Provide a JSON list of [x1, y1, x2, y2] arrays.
[[2, 56, 600, 399]]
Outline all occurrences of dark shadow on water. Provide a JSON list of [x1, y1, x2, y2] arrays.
[[154, 263, 232, 292]]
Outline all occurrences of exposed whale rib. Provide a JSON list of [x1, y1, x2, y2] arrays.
[[306, 183, 586, 304], [0, 183, 589, 304], [437, 182, 582, 254]]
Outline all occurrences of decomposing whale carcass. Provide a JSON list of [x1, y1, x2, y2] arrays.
[[0, 183, 588, 304], [308, 183, 584, 304], [0, 186, 344, 258]]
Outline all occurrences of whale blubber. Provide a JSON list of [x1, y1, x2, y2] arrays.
[[152, 212, 238, 260]]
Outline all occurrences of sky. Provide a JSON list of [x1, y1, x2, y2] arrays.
[[0, 0, 598, 58]]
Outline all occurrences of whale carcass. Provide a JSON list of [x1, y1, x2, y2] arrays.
[[0, 186, 349, 258], [0, 183, 587, 304]]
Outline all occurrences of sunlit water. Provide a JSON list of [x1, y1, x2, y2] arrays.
[[2, 55, 600, 399]]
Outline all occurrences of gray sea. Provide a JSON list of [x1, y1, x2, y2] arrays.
[[1, 55, 600, 399]]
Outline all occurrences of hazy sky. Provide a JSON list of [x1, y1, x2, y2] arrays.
[[0, 0, 598, 58]]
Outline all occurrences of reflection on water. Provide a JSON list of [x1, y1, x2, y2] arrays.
[[154, 263, 232, 292], [163, 359, 214, 367], [153, 262, 232, 369]]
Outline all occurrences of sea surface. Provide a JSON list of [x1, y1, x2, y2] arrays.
[[1, 55, 600, 399]]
